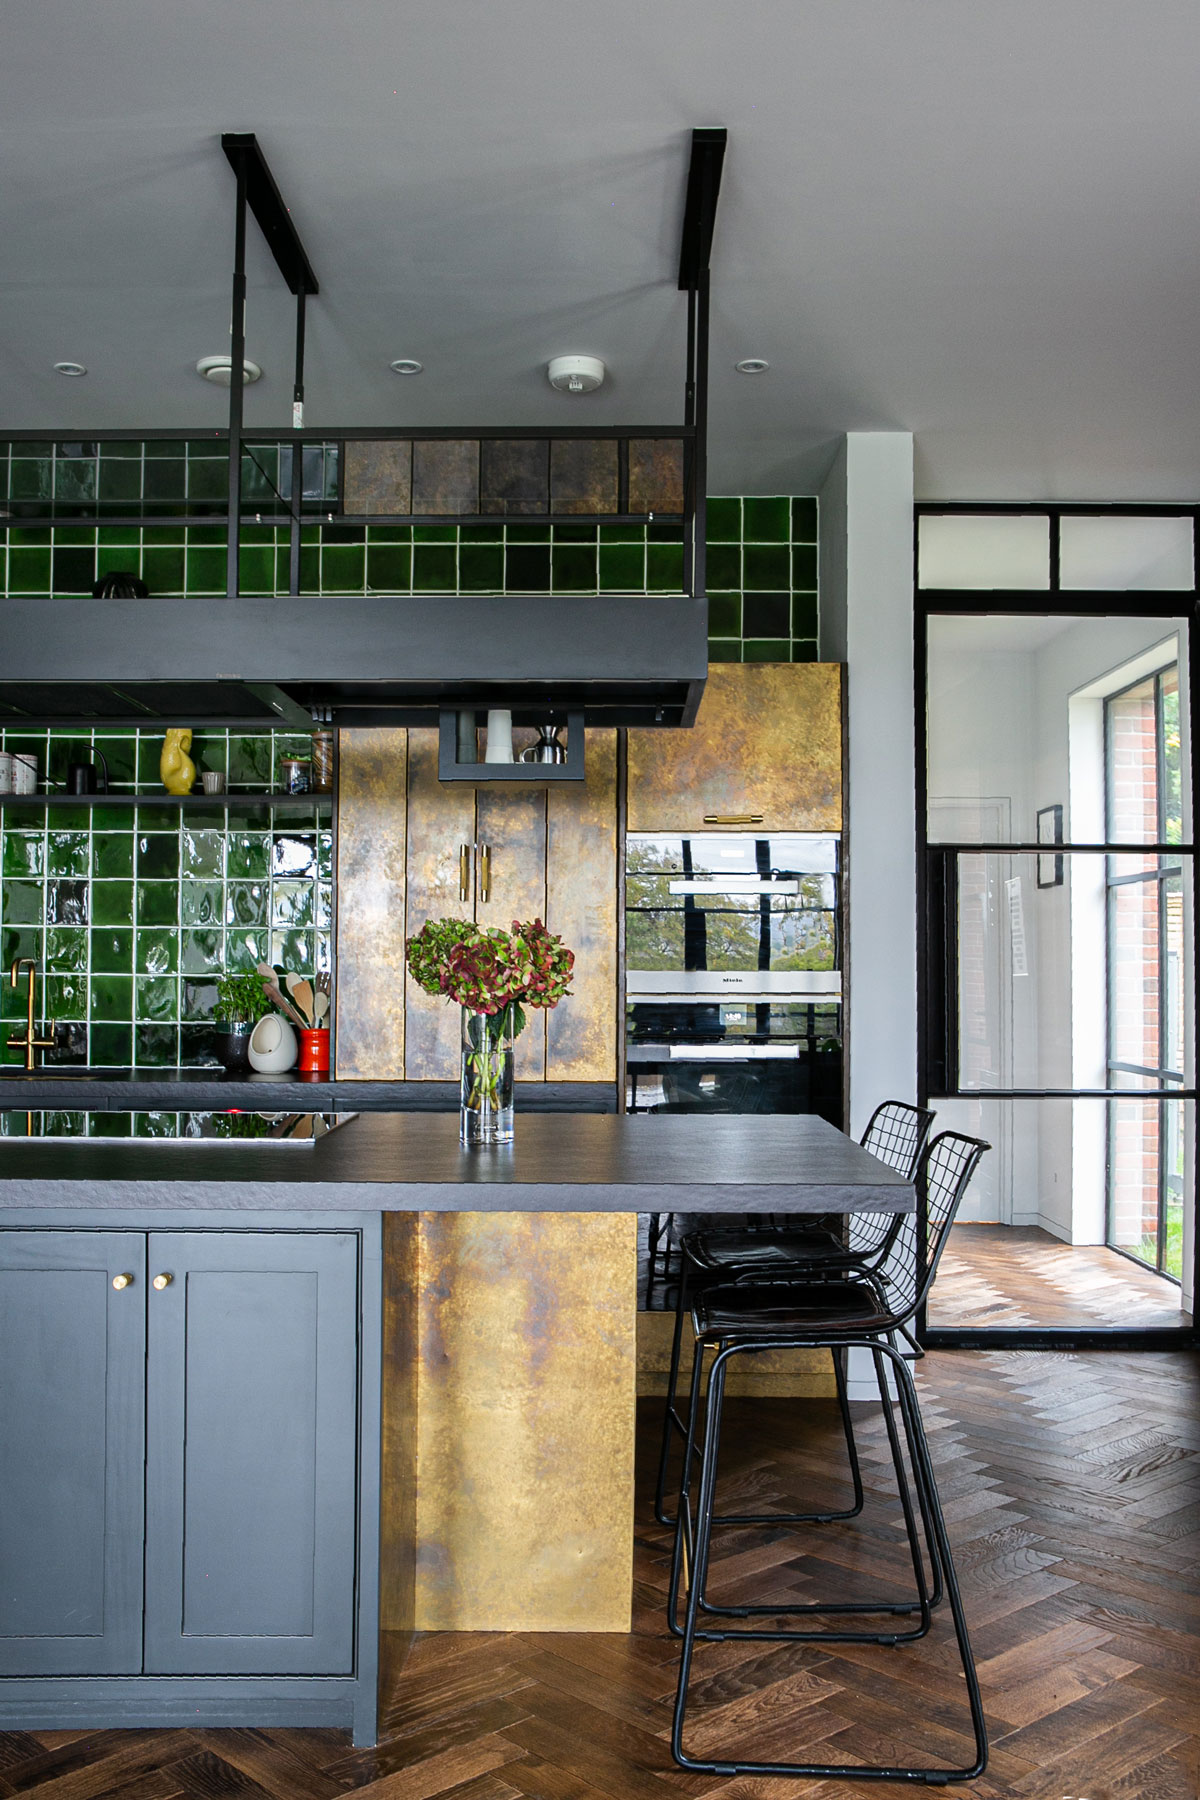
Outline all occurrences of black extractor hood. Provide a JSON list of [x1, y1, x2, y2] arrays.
[[0, 129, 724, 733]]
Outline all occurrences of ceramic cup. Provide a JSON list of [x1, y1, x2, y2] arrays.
[[246, 1013, 298, 1074], [202, 771, 226, 795], [0, 753, 12, 795], [11, 754, 37, 795], [298, 1027, 330, 1076]]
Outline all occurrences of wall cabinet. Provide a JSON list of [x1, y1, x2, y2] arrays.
[[0, 1224, 372, 1730], [626, 663, 843, 833]]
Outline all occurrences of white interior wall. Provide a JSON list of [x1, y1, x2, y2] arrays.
[[820, 431, 915, 1397]]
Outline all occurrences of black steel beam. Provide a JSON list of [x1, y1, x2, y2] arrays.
[[677, 127, 727, 291], [221, 133, 319, 296]]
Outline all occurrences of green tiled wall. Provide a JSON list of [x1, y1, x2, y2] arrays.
[[0, 440, 818, 662], [0, 730, 332, 1068]]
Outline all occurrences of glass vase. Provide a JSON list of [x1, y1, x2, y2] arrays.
[[460, 1008, 516, 1145]]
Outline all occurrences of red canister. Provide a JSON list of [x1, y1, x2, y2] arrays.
[[297, 1027, 330, 1076]]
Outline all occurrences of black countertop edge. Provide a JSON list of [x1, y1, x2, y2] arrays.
[[0, 1071, 617, 1113]]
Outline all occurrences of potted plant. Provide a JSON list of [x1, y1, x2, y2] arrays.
[[213, 970, 270, 1070], [406, 917, 574, 1144]]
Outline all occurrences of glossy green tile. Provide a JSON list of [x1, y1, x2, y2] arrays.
[[54, 459, 97, 504], [550, 546, 596, 592], [186, 547, 225, 591], [90, 1024, 133, 1065], [366, 525, 412, 544], [93, 929, 134, 973], [743, 545, 790, 589], [45, 927, 88, 971], [181, 977, 218, 1021], [186, 458, 226, 502], [505, 545, 550, 591], [44, 975, 86, 1019], [599, 521, 644, 544], [91, 736, 137, 782], [53, 546, 95, 592], [134, 1034, 178, 1070], [237, 545, 275, 594], [271, 881, 314, 928], [412, 524, 457, 543], [706, 543, 741, 590], [9, 459, 53, 503], [136, 882, 178, 926], [142, 459, 185, 501], [458, 545, 504, 591], [792, 544, 818, 589], [707, 639, 742, 662], [45, 832, 89, 877], [791, 594, 818, 637], [743, 592, 790, 638], [552, 524, 597, 544], [143, 441, 186, 459], [0, 882, 44, 929], [706, 592, 741, 637], [92, 883, 134, 927], [791, 498, 818, 541], [226, 882, 268, 927], [273, 928, 315, 973], [598, 544, 645, 590], [791, 638, 819, 662], [138, 835, 178, 879], [136, 975, 178, 1021], [180, 929, 221, 974], [705, 497, 741, 542], [504, 523, 550, 544], [227, 737, 273, 786], [9, 548, 51, 593], [180, 882, 222, 927], [98, 459, 142, 503], [227, 831, 270, 878], [647, 544, 683, 592], [136, 928, 178, 975], [412, 544, 456, 590], [92, 976, 133, 1022], [366, 544, 412, 591], [742, 497, 790, 542], [225, 930, 269, 971], [182, 829, 223, 877], [742, 638, 790, 663], [2, 835, 43, 879]]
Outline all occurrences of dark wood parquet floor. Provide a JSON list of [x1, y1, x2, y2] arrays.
[[931, 1226, 1193, 1331], [2, 1350, 1197, 1800]]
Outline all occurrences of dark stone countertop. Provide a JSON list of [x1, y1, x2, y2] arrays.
[[0, 1112, 913, 1215], [0, 1067, 615, 1113]]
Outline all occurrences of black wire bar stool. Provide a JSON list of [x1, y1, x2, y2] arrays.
[[653, 1099, 935, 1528], [668, 1130, 990, 1784]]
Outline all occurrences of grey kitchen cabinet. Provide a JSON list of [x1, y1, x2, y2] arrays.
[[0, 1231, 147, 1676], [0, 1223, 372, 1723]]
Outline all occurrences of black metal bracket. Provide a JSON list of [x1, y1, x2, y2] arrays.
[[220, 134, 319, 297], [677, 128, 727, 293], [677, 128, 725, 607]]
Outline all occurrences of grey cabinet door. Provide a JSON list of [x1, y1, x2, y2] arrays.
[[144, 1231, 359, 1675], [0, 1230, 146, 1675]]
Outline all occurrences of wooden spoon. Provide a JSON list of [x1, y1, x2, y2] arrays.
[[286, 974, 315, 1025]]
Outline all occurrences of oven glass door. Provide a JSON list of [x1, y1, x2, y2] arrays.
[[626, 998, 842, 1120], [626, 833, 840, 980]]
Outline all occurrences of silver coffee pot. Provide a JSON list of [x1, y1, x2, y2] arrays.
[[520, 724, 567, 764]]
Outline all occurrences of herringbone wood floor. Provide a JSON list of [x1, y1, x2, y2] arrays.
[[931, 1226, 1193, 1331], [1, 1350, 1196, 1800]]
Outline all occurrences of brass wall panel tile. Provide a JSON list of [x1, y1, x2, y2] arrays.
[[628, 440, 684, 516], [475, 787, 547, 1081], [334, 729, 408, 1079], [404, 730, 476, 1079], [343, 440, 412, 515], [381, 1212, 418, 1637], [637, 1310, 835, 1398], [480, 440, 549, 516], [549, 440, 618, 516], [414, 1211, 636, 1631], [627, 663, 843, 833], [411, 440, 480, 515], [546, 728, 617, 1082]]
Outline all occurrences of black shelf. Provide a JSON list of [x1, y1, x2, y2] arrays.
[[0, 792, 332, 812]]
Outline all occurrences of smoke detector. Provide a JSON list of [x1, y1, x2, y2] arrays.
[[196, 355, 263, 386], [547, 354, 605, 395]]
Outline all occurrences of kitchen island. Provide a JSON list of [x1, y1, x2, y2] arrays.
[[0, 1113, 912, 1746]]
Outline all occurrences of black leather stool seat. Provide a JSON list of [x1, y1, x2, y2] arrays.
[[694, 1279, 887, 1338], [681, 1223, 845, 1274]]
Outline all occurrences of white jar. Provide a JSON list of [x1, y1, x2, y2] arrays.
[[247, 1013, 298, 1074], [0, 753, 12, 795], [11, 754, 37, 795]]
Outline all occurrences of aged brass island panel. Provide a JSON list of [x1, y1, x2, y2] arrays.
[[335, 728, 408, 1079], [414, 1211, 637, 1632], [627, 662, 843, 834]]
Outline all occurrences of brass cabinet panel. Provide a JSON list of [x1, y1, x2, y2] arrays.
[[411, 440, 480, 515], [343, 441, 412, 516], [627, 663, 843, 833], [403, 731, 476, 1080], [628, 440, 684, 516], [413, 1212, 636, 1631], [549, 440, 618, 515], [480, 440, 549, 516], [475, 786, 548, 1080], [546, 729, 618, 1081], [335, 729, 408, 1079]]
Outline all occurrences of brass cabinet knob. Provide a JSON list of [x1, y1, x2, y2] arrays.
[[112, 1272, 134, 1290], [152, 1272, 173, 1291]]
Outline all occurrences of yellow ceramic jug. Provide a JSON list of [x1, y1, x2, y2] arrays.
[[160, 728, 196, 796]]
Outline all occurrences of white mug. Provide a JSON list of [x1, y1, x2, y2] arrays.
[[11, 754, 37, 795], [484, 708, 514, 764]]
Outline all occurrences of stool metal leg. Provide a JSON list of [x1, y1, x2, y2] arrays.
[[671, 1335, 989, 1783]]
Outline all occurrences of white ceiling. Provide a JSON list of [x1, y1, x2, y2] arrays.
[[5, 0, 1200, 501]]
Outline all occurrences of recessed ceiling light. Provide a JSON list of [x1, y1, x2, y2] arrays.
[[390, 358, 423, 376], [548, 355, 606, 395], [735, 358, 769, 375], [53, 361, 87, 377], [196, 355, 263, 386]]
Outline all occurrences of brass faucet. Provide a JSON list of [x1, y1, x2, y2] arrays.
[[8, 959, 55, 1073]]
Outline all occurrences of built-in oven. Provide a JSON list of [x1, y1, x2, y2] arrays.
[[624, 832, 842, 1122]]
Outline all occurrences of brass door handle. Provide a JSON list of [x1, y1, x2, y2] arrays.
[[112, 1272, 134, 1290], [479, 843, 491, 904], [703, 814, 764, 825], [152, 1273, 173, 1291], [458, 844, 472, 902]]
